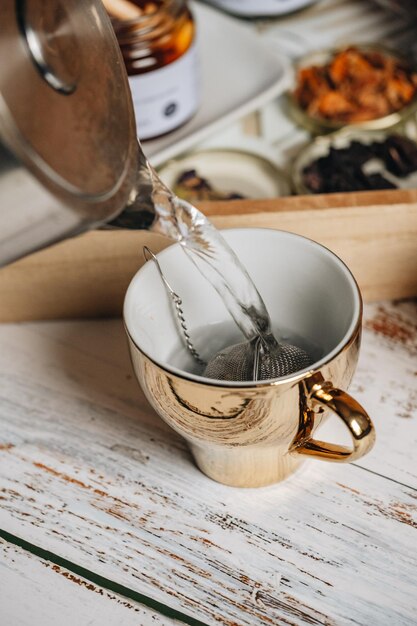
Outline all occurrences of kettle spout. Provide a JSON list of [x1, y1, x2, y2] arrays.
[[108, 143, 185, 245], [108, 145, 158, 231]]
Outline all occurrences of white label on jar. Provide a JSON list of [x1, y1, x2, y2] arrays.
[[128, 42, 200, 141]]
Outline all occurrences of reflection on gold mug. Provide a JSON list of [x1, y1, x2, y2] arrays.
[[124, 229, 375, 487]]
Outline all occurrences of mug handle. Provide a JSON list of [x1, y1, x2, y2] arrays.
[[291, 378, 376, 462]]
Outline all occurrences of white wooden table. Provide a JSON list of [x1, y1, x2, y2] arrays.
[[0, 300, 416, 626]]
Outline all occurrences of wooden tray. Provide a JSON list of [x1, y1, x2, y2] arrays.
[[1, 189, 416, 322]]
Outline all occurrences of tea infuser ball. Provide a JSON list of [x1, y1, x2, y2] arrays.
[[203, 334, 313, 382], [144, 247, 313, 382]]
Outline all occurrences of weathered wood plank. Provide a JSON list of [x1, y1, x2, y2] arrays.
[[321, 299, 417, 486], [0, 301, 416, 625], [0, 538, 181, 626], [1, 437, 416, 625]]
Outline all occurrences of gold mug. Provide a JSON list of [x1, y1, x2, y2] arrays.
[[124, 229, 375, 487]]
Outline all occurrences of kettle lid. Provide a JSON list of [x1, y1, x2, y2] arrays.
[[0, 0, 137, 208]]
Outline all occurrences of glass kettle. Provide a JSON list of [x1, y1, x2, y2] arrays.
[[0, 0, 158, 266]]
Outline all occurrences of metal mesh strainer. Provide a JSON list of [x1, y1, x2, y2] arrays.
[[144, 247, 313, 382], [203, 334, 312, 381]]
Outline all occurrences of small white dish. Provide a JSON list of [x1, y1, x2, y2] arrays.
[[158, 148, 290, 198], [143, 1, 290, 166]]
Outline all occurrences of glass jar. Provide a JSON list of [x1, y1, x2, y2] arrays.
[[107, 0, 199, 141]]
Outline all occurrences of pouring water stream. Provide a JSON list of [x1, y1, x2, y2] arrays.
[[113, 145, 312, 380]]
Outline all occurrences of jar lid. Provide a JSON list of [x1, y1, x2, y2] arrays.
[[203, 0, 317, 17], [0, 0, 137, 213]]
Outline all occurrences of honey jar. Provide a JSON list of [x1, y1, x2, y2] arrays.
[[106, 0, 200, 140]]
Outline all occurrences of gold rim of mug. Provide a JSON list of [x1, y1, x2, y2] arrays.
[[125, 317, 362, 390], [124, 229, 363, 389]]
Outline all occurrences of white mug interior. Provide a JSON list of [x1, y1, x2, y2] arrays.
[[124, 228, 361, 385]]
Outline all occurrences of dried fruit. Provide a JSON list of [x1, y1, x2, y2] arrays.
[[301, 134, 417, 194], [173, 169, 245, 202], [294, 47, 417, 124]]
